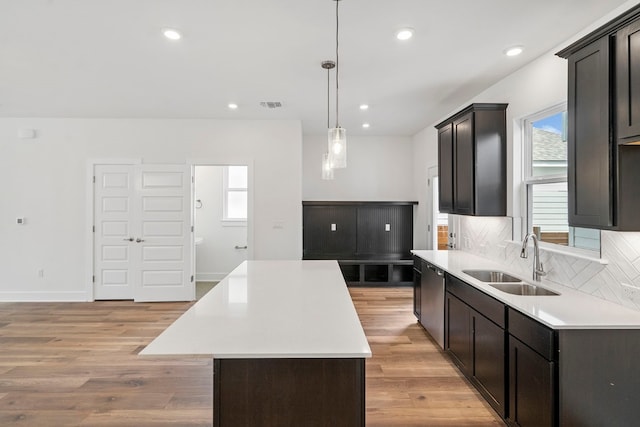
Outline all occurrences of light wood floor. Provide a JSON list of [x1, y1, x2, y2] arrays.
[[0, 288, 504, 426]]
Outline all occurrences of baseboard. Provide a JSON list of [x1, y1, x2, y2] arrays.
[[196, 272, 227, 282], [0, 291, 89, 302]]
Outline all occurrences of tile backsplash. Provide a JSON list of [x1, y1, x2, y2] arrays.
[[454, 215, 640, 311]]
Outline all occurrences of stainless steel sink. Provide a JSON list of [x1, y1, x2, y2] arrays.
[[462, 270, 522, 283], [489, 283, 560, 296]]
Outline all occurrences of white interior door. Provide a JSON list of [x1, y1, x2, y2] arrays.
[[93, 164, 194, 302], [94, 165, 135, 300], [134, 164, 193, 302]]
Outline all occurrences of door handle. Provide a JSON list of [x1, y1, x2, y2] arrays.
[[235, 245, 248, 249], [123, 237, 134, 242], [136, 238, 145, 243]]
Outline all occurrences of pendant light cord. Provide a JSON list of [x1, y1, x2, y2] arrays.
[[335, 0, 340, 128], [327, 67, 330, 129]]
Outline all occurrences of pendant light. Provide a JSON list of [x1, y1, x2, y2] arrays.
[[328, 0, 347, 169], [321, 60, 335, 180]]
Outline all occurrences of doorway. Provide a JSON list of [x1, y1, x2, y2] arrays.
[[428, 167, 449, 250], [193, 165, 249, 291], [92, 163, 194, 302]]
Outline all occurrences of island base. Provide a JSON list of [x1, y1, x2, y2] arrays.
[[213, 358, 365, 427]]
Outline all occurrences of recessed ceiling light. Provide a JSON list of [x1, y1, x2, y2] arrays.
[[504, 45, 524, 57], [359, 104, 369, 110], [395, 28, 414, 41], [362, 123, 370, 129], [228, 103, 238, 110], [163, 28, 182, 40]]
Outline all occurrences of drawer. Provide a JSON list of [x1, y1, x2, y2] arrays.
[[508, 307, 556, 361], [413, 255, 421, 270], [446, 274, 505, 328]]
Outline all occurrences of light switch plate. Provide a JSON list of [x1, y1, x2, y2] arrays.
[[331, 223, 337, 231], [385, 224, 391, 232]]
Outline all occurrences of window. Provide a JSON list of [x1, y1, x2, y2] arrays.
[[223, 165, 248, 221], [523, 104, 599, 251]]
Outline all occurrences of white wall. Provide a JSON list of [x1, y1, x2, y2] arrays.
[[0, 118, 302, 301], [303, 134, 414, 201], [194, 166, 248, 281]]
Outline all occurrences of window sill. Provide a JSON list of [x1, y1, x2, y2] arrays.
[[221, 219, 247, 227], [506, 240, 608, 265]]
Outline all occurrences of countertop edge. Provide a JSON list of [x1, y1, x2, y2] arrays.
[[412, 250, 640, 330]]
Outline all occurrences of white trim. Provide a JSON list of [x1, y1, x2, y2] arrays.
[[196, 272, 228, 282], [506, 240, 608, 264], [0, 291, 89, 302], [427, 165, 439, 250]]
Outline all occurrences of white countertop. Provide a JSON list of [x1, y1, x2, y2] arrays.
[[140, 260, 372, 358], [412, 250, 640, 329]]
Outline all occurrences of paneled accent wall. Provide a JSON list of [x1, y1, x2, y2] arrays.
[[455, 215, 640, 311]]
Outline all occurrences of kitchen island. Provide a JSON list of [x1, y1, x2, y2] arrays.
[[140, 260, 371, 427]]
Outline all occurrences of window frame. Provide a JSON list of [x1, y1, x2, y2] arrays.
[[222, 165, 248, 225], [521, 103, 601, 254]]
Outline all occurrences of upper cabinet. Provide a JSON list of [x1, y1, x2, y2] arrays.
[[617, 19, 640, 141], [557, 4, 640, 230], [435, 103, 508, 216]]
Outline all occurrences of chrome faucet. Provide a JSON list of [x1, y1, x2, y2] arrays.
[[520, 233, 546, 282]]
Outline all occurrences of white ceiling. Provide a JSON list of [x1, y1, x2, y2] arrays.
[[0, 0, 632, 136]]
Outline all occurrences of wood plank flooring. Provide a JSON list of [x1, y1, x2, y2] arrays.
[[0, 288, 504, 426]]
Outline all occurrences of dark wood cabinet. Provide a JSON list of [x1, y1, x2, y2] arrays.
[[435, 268, 640, 426], [445, 275, 506, 417], [303, 201, 417, 286], [438, 124, 454, 212], [435, 103, 507, 216], [445, 292, 472, 374], [617, 19, 640, 142], [412, 258, 421, 319], [507, 308, 556, 427], [566, 36, 613, 229], [557, 4, 640, 230]]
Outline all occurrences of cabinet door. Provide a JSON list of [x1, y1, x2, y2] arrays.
[[473, 312, 506, 418], [438, 124, 454, 213], [567, 36, 612, 228], [356, 205, 413, 257], [302, 205, 357, 259], [508, 336, 556, 427], [445, 292, 472, 376], [413, 267, 421, 320], [617, 19, 640, 141], [453, 113, 475, 215]]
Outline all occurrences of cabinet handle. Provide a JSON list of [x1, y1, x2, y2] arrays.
[[235, 245, 248, 250], [122, 237, 134, 242], [135, 238, 145, 243]]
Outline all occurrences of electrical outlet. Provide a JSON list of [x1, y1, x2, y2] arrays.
[[621, 283, 640, 302]]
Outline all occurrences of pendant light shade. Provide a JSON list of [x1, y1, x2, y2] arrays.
[[328, 127, 347, 168], [322, 152, 334, 180]]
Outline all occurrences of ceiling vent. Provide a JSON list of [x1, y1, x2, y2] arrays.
[[260, 101, 283, 109]]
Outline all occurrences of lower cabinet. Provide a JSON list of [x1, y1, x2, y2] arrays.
[[508, 336, 556, 427], [445, 275, 506, 418], [507, 307, 557, 427], [413, 258, 421, 319], [434, 268, 640, 427]]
